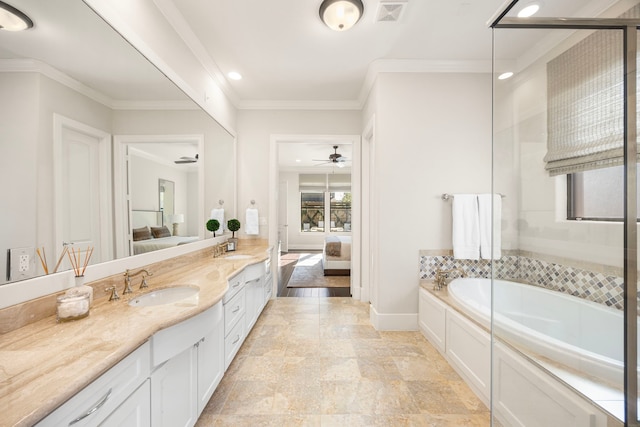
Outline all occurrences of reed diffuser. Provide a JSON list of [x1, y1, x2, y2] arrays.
[[64, 246, 95, 307]]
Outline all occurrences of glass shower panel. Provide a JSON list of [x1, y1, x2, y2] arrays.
[[492, 27, 626, 426]]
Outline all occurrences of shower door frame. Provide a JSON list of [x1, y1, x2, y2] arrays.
[[491, 8, 640, 426]]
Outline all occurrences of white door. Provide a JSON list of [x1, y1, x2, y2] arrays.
[[55, 116, 111, 271], [278, 180, 289, 253]]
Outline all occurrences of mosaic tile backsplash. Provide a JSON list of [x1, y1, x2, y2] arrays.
[[419, 254, 625, 310]]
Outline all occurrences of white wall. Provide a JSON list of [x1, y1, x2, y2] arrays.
[[129, 153, 193, 234], [237, 110, 361, 240], [112, 109, 236, 232], [370, 72, 492, 319]]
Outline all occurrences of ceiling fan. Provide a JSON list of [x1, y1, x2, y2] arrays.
[[313, 145, 349, 168], [174, 154, 198, 164]]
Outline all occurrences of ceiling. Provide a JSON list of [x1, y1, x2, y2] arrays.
[[0, 0, 625, 168], [158, 0, 621, 109]]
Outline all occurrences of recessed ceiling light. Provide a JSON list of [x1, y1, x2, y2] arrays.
[[517, 3, 541, 18], [228, 71, 242, 81], [0, 1, 33, 31], [498, 72, 514, 80], [295, 159, 301, 163]]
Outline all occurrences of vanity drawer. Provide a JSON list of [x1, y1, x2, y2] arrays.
[[223, 272, 245, 303], [224, 316, 245, 370], [224, 287, 245, 335], [37, 341, 150, 427]]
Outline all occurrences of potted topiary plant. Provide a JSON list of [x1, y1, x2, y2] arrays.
[[206, 219, 220, 237], [227, 219, 240, 251]]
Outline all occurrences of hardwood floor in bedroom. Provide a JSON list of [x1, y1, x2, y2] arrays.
[[278, 251, 350, 298]]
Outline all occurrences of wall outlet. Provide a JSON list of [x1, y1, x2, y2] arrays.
[[7, 247, 36, 282]]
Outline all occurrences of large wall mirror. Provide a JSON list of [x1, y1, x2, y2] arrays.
[[0, 0, 236, 286]]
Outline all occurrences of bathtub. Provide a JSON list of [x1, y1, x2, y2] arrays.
[[447, 277, 635, 386]]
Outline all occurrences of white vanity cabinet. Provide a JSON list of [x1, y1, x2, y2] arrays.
[[149, 302, 224, 427], [36, 341, 151, 427]]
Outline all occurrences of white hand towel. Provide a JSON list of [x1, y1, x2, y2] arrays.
[[245, 208, 259, 235], [478, 194, 502, 260], [210, 208, 225, 232], [452, 194, 480, 260]]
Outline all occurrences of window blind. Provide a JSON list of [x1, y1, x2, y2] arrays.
[[545, 29, 629, 176]]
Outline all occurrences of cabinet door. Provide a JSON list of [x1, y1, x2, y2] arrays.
[[245, 277, 263, 334], [151, 346, 197, 427], [197, 322, 224, 415], [100, 380, 150, 427]]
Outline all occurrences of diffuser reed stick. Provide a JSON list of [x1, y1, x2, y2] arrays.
[[52, 246, 68, 274], [36, 247, 48, 275], [81, 247, 94, 276]]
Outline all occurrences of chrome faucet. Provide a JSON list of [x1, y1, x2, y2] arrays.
[[434, 267, 466, 290], [124, 268, 153, 294]]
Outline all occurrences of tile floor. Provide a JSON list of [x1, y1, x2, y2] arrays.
[[195, 297, 490, 426]]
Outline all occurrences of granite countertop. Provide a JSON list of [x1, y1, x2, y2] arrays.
[[0, 242, 270, 427]]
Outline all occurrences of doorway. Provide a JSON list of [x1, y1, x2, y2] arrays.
[[268, 134, 362, 299]]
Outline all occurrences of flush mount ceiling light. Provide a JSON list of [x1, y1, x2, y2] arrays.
[[0, 1, 33, 31], [319, 0, 364, 31]]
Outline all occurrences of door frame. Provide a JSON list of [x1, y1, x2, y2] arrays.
[[53, 114, 112, 265], [268, 134, 362, 300]]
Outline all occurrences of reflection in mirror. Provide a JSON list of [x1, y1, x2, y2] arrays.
[[159, 179, 175, 223], [0, 0, 235, 286]]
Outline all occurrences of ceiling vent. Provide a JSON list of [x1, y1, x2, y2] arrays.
[[375, 1, 407, 23]]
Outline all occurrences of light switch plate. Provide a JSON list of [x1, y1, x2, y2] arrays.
[[7, 247, 36, 282]]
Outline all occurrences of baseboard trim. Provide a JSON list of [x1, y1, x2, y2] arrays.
[[369, 305, 418, 331]]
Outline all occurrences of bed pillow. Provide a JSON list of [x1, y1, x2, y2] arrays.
[[151, 225, 172, 238], [132, 226, 152, 241]]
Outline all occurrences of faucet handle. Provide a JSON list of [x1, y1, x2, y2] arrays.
[[106, 286, 120, 301], [140, 274, 149, 289]]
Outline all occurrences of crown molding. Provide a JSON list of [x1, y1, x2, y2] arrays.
[[236, 99, 362, 111], [0, 58, 201, 111], [0, 58, 114, 107], [111, 100, 199, 110], [236, 59, 493, 111], [152, 0, 241, 108]]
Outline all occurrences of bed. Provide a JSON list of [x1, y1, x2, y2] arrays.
[[322, 235, 351, 276], [131, 210, 198, 255]]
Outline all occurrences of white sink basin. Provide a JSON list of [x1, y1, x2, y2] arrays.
[[223, 254, 254, 260], [128, 286, 199, 307]]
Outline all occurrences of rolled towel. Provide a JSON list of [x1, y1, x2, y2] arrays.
[[245, 208, 259, 235], [452, 194, 480, 260]]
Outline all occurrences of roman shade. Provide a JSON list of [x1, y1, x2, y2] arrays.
[[299, 173, 351, 192], [299, 174, 327, 192], [544, 29, 629, 176], [328, 173, 351, 192]]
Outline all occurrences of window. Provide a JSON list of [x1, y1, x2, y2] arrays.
[[567, 165, 637, 220], [299, 172, 352, 233], [330, 192, 351, 231], [301, 192, 325, 232]]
